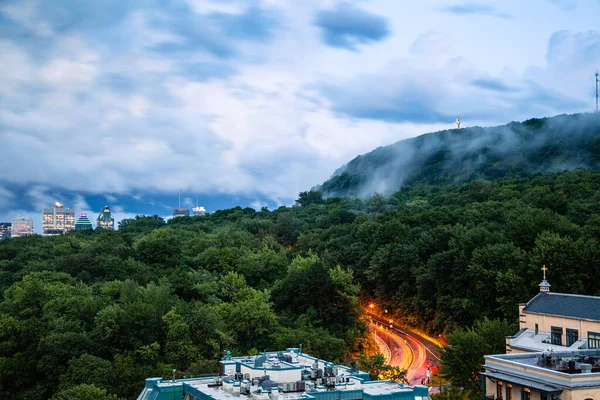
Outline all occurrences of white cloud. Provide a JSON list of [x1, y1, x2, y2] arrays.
[[0, 0, 53, 36], [186, 0, 246, 15]]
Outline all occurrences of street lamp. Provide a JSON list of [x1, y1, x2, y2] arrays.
[[368, 303, 375, 310]]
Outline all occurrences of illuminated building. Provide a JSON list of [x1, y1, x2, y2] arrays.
[[192, 206, 206, 216], [97, 206, 115, 230], [0, 222, 11, 238], [11, 217, 34, 237], [42, 202, 75, 236], [74, 212, 93, 230], [193, 195, 206, 216]]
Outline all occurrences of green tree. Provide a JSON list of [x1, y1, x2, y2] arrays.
[[296, 191, 324, 207], [52, 384, 122, 400], [59, 354, 115, 392], [439, 318, 515, 395], [356, 353, 406, 382]]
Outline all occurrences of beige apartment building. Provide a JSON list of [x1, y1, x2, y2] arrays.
[[482, 268, 600, 400]]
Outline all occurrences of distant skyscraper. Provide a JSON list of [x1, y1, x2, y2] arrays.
[[173, 191, 190, 218], [74, 212, 93, 230], [173, 208, 190, 218], [11, 216, 34, 237], [97, 206, 115, 230], [0, 222, 11, 238], [192, 206, 206, 216], [192, 194, 206, 216], [42, 202, 75, 236]]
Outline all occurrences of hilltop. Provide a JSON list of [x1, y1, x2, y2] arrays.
[[318, 113, 600, 198]]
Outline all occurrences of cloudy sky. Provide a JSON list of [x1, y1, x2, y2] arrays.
[[1, 0, 599, 230]]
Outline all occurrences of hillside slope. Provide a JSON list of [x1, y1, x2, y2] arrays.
[[318, 113, 600, 197]]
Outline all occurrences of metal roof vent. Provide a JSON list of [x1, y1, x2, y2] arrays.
[[581, 363, 592, 373]]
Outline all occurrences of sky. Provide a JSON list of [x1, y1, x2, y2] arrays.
[[1, 0, 599, 231]]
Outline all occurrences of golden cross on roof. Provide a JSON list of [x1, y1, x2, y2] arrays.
[[541, 265, 548, 280]]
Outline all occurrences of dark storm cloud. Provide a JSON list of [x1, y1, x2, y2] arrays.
[[472, 78, 519, 93], [322, 81, 452, 123], [315, 3, 390, 50]]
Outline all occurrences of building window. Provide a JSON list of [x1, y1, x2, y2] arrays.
[[535, 323, 539, 335], [589, 332, 600, 349], [566, 328, 578, 347], [497, 381, 503, 399], [506, 384, 512, 400], [522, 388, 531, 400], [551, 326, 562, 346]]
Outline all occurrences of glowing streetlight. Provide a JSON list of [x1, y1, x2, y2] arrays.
[[368, 303, 375, 309]]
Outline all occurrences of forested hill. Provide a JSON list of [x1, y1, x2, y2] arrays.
[[319, 113, 600, 198], [1, 170, 600, 399]]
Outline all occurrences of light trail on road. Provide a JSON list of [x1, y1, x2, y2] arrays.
[[371, 328, 392, 364], [369, 316, 441, 386]]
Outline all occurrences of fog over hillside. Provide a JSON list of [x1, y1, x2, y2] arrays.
[[318, 113, 600, 198]]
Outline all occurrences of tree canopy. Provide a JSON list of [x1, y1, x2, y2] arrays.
[[1, 169, 600, 398]]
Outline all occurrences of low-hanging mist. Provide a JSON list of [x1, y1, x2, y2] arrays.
[[318, 113, 600, 198]]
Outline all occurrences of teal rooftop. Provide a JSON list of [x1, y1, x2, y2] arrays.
[[137, 349, 431, 400]]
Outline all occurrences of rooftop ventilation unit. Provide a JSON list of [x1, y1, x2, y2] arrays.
[[580, 363, 592, 373]]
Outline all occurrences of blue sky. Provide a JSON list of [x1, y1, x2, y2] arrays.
[[1, 0, 599, 231]]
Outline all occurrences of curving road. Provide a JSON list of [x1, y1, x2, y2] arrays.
[[369, 315, 441, 386]]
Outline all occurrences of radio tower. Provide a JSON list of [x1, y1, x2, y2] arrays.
[[596, 71, 598, 112]]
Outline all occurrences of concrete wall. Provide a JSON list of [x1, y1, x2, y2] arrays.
[[238, 365, 301, 382]]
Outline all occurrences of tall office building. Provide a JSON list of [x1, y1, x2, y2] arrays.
[[42, 202, 75, 236], [192, 206, 206, 216], [74, 212, 93, 230], [192, 195, 206, 216], [0, 223, 11, 238], [173, 208, 190, 218], [97, 206, 115, 230], [11, 217, 34, 237], [173, 191, 190, 218]]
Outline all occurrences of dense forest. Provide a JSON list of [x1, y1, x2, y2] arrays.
[[2, 169, 600, 399], [319, 113, 600, 198]]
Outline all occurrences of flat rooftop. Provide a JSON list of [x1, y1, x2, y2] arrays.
[[138, 349, 431, 400], [488, 349, 600, 375], [184, 377, 420, 400], [510, 329, 587, 352]]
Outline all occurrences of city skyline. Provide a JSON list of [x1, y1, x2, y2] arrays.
[[1, 195, 210, 236]]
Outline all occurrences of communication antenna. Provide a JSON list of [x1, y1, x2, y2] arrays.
[[178, 190, 181, 208], [596, 71, 598, 112], [196, 194, 199, 208]]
